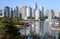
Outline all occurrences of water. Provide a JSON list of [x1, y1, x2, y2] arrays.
[[20, 20, 59, 39]]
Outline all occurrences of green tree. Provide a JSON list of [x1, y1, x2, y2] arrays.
[[58, 21, 60, 39], [0, 17, 29, 39], [2, 18, 20, 39]]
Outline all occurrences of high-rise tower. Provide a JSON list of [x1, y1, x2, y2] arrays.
[[0, 10, 4, 17], [35, 9, 40, 19], [39, 6, 44, 19], [10, 8, 13, 17], [4, 6, 10, 17], [26, 6, 32, 18], [22, 6, 27, 19], [48, 9, 54, 20], [34, 3, 37, 10], [13, 6, 19, 18]]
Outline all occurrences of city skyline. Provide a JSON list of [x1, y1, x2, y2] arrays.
[[0, 0, 60, 11], [0, 0, 60, 39]]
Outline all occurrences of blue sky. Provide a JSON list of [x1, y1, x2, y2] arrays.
[[0, 0, 60, 11]]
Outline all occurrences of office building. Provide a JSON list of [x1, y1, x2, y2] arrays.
[[48, 9, 55, 20], [15, 6, 19, 18], [39, 6, 44, 19], [26, 6, 32, 18], [13, 6, 19, 18], [33, 3, 37, 18], [34, 3, 37, 10], [44, 9, 49, 16], [13, 9, 16, 17], [18, 7, 23, 18], [0, 10, 4, 17], [35, 9, 40, 19], [32, 9, 35, 18], [10, 8, 13, 17], [22, 6, 27, 19], [45, 9, 55, 20], [4, 6, 10, 17], [55, 12, 60, 18]]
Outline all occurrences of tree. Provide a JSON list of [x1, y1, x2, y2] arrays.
[[0, 17, 6, 39], [58, 21, 60, 39], [2, 18, 20, 39], [0, 17, 29, 39]]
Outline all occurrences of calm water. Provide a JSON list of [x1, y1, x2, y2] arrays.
[[20, 21, 59, 39]]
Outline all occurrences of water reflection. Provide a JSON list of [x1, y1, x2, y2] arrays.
[[20, 20, 59, 39]]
